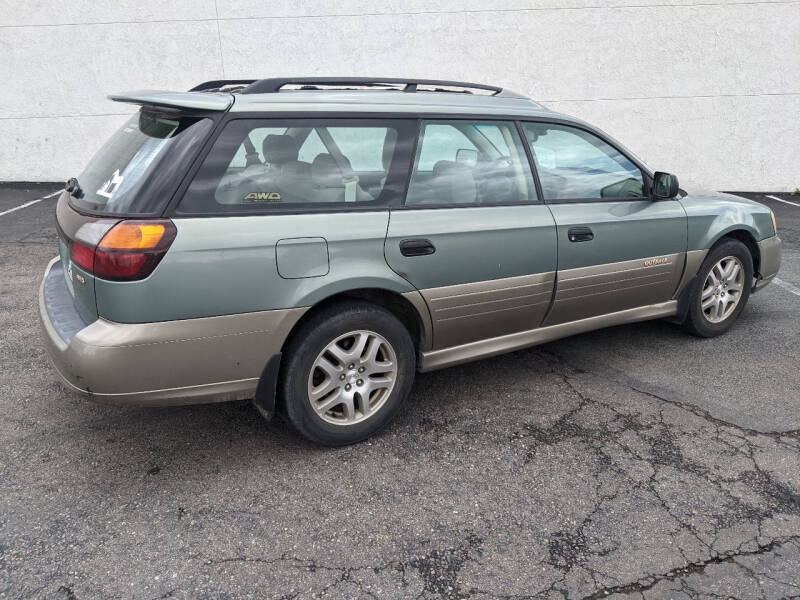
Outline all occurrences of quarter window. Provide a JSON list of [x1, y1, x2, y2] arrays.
[[405, 120, 536, 206], [178, 119, 414, 213], [522, 123, 644, 201]]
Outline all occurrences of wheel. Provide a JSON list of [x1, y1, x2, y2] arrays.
[[278, 301, 416, 445], [682, 239, 753, 337]]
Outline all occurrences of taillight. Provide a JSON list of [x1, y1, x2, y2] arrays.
[[69, 220, 177, 281], [70, 241, 95, 272]]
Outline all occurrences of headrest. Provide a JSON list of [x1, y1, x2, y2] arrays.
[[312, 153, 346, 188], [431, 160, 476, 203], [432, 160, 459, 178], [262, 134, 299, 165]]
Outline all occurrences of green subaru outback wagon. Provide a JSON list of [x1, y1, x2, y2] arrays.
[[40, 77, 781, 445]]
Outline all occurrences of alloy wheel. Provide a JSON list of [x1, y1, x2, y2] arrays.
[[307, 330, 398, 425], [701, 255, 745, 323]]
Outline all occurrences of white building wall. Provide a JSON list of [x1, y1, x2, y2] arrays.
[[0, 0, 797, 190]]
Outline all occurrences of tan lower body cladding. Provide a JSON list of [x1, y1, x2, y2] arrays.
[[543, 253, 685, 326], [418, 252, 693, 369], [420, 271, 556, 349]]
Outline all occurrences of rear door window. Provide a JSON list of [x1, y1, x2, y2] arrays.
[[178, 118, 416, 213], [405, 120, 536, 206]]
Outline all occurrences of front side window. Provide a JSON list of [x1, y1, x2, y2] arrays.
[[178, 119, 414, 213], [405, 120, 536, 206], [522, 123, 644, 201]]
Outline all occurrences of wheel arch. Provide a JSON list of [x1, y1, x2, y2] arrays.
[[280, 287, 433, 359], [672, 228, 759, 325], [710, 228, 761, 276]]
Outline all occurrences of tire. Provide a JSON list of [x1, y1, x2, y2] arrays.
[[682, 238, 753, 338], [278, 301, 416, 445]]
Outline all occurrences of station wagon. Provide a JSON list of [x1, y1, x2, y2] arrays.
[[39, 78, 781, 444]]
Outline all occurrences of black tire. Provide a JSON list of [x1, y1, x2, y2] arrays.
[[278, 301, 416, 446], [682, 238, 753, 337]]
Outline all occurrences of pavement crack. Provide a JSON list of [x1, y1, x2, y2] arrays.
[[580, 536, 800, 600]]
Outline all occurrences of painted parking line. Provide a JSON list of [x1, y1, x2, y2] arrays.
[[765, 194, 800, 208], [0, 189, 62, 217], [773, 278, 800, 298]]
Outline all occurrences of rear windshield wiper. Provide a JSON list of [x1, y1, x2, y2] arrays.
[[65, 177, 84, 199]]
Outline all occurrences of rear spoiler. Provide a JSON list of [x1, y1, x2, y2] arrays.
[[108, 90, 233, 112]]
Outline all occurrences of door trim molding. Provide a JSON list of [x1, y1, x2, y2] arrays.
[[419, 299, 678, 372], [421, 271, 555, 349]]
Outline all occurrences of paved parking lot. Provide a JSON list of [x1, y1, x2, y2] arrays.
[[1, 186, 799, 599]]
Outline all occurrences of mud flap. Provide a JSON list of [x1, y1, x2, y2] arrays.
[[253, 353, 282, 420]]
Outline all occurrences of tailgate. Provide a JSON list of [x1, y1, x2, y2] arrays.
[[54, 192, 118, 324]]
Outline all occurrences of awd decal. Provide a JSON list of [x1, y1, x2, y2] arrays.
[[643, 257, 669, 267], [243, 192, 281, 203]]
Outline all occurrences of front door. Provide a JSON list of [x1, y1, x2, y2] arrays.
[[520, 122, 687, 326], [384, 119, 557, 349]]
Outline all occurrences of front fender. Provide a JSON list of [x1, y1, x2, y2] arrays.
[[680, 192, 774, 251]]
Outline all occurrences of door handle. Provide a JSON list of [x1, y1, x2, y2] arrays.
[[568, 227, 594, 243], [399, 238, 436, 257]]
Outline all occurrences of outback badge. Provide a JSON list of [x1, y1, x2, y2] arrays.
[[643, 257, 669, 267]]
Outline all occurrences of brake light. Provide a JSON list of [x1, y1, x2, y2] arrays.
[[70, 241, 95, 272], [69, 220, 177, 281]]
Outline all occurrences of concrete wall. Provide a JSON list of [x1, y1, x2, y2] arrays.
[[0, 0, 797, 190]]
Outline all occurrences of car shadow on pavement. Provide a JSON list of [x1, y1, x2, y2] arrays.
[[43, 318, 687, 481]]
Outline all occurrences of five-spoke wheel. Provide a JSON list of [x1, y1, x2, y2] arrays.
[[278, 301, 415, 445], [683, 238, 753, 338], [700, 256, 745, 323], [308, 330, 397, 425]]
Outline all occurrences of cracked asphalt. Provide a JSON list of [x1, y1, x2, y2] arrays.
[[1, 185, 799, 599]]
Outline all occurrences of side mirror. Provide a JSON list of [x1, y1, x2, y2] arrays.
[[652, 172, 679, 199]]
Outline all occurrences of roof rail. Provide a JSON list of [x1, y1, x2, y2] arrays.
[[238, 77, 512, 96], [189, 79, 257, 92]]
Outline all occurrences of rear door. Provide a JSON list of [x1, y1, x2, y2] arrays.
[[520, 122, 687, 326], [384, 119, 557, 350]]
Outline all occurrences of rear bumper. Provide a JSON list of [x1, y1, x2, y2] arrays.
[[39, 257, 306, 406], [754, 235, 781, 290]]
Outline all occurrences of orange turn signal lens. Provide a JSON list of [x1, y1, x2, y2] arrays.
[[99, 222, 167, 250], [92, 219, 177, 281]]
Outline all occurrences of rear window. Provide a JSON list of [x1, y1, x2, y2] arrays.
[[176, 118, 415, 214], [69, 111, 213, 216]]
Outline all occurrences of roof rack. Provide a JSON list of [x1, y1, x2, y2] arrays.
[[237, 77, 514, 96], [189, 79, 257, 92]]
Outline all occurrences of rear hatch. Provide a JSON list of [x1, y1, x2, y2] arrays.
[[56, 108, 215, 323], [54, 195, 118, 323]]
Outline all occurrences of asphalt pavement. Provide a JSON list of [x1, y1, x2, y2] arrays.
[[1, 186, 798, 599]]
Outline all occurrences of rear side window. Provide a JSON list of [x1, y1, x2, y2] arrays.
[[522, 123, 644, 201], [178, 118, 416, 214], [405, 120, 536, 206], [70, 111, 213, 216]]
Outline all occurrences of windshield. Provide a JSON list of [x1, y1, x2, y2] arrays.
[[69, 111, 213, 215]]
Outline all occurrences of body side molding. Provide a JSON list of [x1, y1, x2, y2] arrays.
[[419, 300, 678, 372], [420, 271, 556, 349]]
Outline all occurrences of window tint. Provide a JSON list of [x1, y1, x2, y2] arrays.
[[178, 119, 415, 213], [69, 112, 213, 215], [327, 128, 387, 171], [296, 129, 327, 164], [405, 120, 536, 206], [522, 123, 644, 201]]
